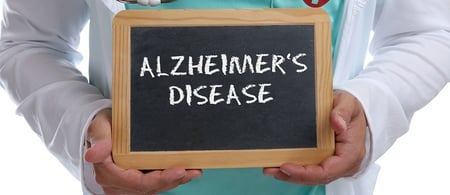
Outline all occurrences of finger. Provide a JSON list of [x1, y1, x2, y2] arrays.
[[331, 91, 358, 134], [330, 111, 348, 135], [283, 163, 329, 184], [271, 129, 365, 184], [180, 169, 203, 184], [95, 164, 202, 194], [141, 168, 203, 193], [265, 162, 341, 185], [262, 167, 279, 177], [85, 109, 113, 163], [264, 158, 361, 184], [263, 167, 293, 182], [93, 157, 144, 191], [264, 91, 367, 185], [265, 164, 328, 185], [102, 186, 141, 195]]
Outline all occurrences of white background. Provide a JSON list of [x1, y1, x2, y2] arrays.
[[1, 4, 449, 195]]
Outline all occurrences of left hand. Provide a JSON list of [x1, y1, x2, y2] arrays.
[[263, 90, 367, 185]]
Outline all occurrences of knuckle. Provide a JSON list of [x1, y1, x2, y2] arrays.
[[318, 168, 334, 184], [95, 171, 109, 187], [321, 173, 335, 184], [94, 173, 108, 186]]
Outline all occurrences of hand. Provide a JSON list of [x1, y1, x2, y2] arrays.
[[84, 109, 202, 195], [263, 90, 367, 185]]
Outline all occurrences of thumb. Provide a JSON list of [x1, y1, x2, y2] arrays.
[[331, 111, 348, 135], [85, 109, 113, 163], [330, 91, 357, 135]]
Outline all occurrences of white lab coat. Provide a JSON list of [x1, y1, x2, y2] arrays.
[[0, 0, 449, 194]]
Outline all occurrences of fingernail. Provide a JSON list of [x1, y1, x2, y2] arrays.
[[338, 116, 347, 131], [175, 172, 187, 180], [90, 137, 96, 146], [192, 172, 202, 180], [85, 137, 95, 148], [263, 172, 274, 177], [280, 169, 291, 177]]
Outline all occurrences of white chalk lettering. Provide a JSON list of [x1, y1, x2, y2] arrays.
[[139, 52, 308, 78], [188, 55, 203, 75], [205, 55, 220, 75], [156, 56, 169, 77], [242, 55, 256, 74], [193, 85, 208, 105], [140, 57, 155, 78], [226, 84, 242, 106], [272, 55, 287, 75], [292, 53, 308, 73], [186, 84, 192, 106], [168, 84, 273, 106], [255, 54, 270, 74], [169, 86, 184, 105], [221, 54, 228, 75], [242, 84, 257, 104], [209, 85, 225, 105], [228, 56, 239, 74], [171, 56, 187, 76], [258, 83, 274, 103], [139, 52, 309, 107]]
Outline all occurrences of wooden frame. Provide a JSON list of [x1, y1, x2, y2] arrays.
[[112, 8, 334, 170]]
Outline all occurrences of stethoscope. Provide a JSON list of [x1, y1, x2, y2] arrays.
[[117, 0, 175, 6]]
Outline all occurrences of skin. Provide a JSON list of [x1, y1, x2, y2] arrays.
[[263, 90, 367, 184], [84, 110, 203, 195], [85, 90, 367, 194]]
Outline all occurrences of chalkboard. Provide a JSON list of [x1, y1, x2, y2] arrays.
[[112, 9, 334, 170]]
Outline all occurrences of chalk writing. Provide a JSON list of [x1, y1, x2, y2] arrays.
[[139, 53, 308, 78], [138, 53, 308, 106]]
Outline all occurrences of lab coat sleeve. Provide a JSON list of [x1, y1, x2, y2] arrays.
[[0, 0, 111, 181], [336, 0, 450, 167]]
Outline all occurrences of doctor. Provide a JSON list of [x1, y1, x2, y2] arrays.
[[1, 0, 449, 194]]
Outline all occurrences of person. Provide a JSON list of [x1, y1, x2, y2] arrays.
[[0, 0, 449, 194]]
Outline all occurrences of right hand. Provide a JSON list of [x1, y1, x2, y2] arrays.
[[84, 109, 203, 195], [263, 90, 367, 185]]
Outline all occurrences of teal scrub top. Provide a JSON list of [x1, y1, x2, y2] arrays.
[[126, 1, 343, 194]]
